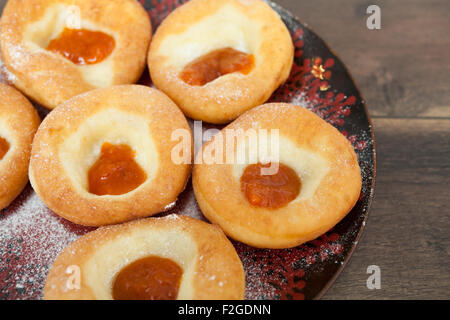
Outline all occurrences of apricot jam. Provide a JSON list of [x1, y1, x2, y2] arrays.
[[0, 137, 9, 160], [88, 143, 147, 196], [113, 256, 183, 300], [179, 47, 255, 86], [47, 28, 115, 65], [240, 163, 301, 209]]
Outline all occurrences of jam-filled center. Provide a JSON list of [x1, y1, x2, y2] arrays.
[[240, 163, 301, 209], [88, 143, 147, 196], [113, 256, 183, 300], [0, 137, 10, 160], [47, 28, 115, 65], [180, 47, 255, 86]]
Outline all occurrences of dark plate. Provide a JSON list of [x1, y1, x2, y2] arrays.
[[0, 0, 376, 300]]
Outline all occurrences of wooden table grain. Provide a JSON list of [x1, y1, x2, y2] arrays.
[[0, 0, 448, 300], [275, 0, 450, 299]]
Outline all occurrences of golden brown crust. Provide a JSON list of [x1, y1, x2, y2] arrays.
[[0, 83, 40, 210], [44, 215, 245, 300], [148, 0, 294, 124], [0, 0, 151, 109], [30, 85, 192, 226], [193, 103, 362, 249]]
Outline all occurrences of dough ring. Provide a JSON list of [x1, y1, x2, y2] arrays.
[[0, 83, 40, 210], [193, 103, 362, 249], [148, 0, 294, 124], [0, 0, 151, 109], [30, 85, 192, 226], [44, 215, 245, 300]]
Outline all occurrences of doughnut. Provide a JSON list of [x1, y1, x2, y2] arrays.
[[29, 85, 193, 226], [0, 0, 151, 109], [193, 103, 362, 249], [44, 215, 245, 300], [148, 0, 294, 124], [0, 83, 40, 210]]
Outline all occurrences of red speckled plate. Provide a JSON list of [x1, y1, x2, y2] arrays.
[[0, 0, 376, 300]]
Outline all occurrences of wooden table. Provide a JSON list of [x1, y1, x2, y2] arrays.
[[0, 0, 448, 300], [275, 0, 450, 299]]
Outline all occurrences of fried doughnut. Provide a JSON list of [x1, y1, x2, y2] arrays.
[[148, 0, 294, 124], [29, 85, 192, 226], [0, 83, 40, 210], [0, 0, 151, 109], [193, 103, 362, 249], [44, 215, 245, 300]]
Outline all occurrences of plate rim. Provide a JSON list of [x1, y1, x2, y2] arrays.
[[267, 0, 377, 300], [0, 0, 378, 300]]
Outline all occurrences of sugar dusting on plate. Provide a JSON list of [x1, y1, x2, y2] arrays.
[[0, 0, 375, 300], [0, 186, 93, 300]]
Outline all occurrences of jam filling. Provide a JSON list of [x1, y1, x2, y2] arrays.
[[47, 28, 115, 65], [0, 137, 10, 160], [240, 163, 301, 209], [113, 256, 183, 300], [88, 143, 147, 196], [180, 47, 255, 86]]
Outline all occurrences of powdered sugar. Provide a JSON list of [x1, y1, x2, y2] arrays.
[[0, 54, 17, 84], [0, 187, 92, 300], [0, 0, 375, 300]]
